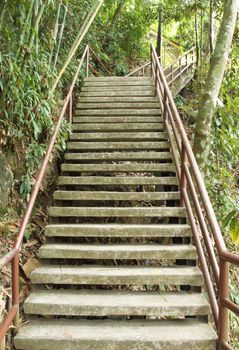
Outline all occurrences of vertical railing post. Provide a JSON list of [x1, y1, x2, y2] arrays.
[[68, 94, 73, 124], [163, 87, 168, 128], [218, 258, 229, 349], [12, 254, 19, 332], [86, 46, 89, 78], [154, 60, 158, 97], [180, 142, 187, 206], [170, 65, 173, 86], [186, 53, 188, 73]]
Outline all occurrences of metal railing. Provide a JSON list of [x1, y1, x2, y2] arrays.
[[0, 44, 107, 343], [127, 46, 196, 93], [151, 44, 239, 350]]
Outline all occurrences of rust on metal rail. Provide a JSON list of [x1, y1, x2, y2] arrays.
[[0, 44, 108, 343], [151, 43, 239, 350]]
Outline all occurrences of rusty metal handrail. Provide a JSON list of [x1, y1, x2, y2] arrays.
[[0, 44, 109, 343], [151, 44, 239, 350]]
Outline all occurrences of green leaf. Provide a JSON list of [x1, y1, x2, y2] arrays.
[[229, 218, 239, 245], [222, 210, 237, 228]]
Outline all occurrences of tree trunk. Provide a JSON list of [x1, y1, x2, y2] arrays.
[[193, 0, 239, 171], [156, 6, 163, 59], [195, 11, 199, 66], [209, 0, 214, 54], [110, 0, 126, 30]]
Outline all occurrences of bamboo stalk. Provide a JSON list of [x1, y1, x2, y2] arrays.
[[49, 0, 63, 67], [53, 4, 68, 68], [51, 0, 103, 93], [28, 2, 47, 51]]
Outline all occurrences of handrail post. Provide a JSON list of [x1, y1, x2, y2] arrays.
[[68, 93, 73, 124], [12, 254, 19, 332], [180, 142, 187, 206], [86, 46, 89, 78], [155, 61, 158, 96], [186, 53, 188, 73], [218, 258, 229, 349], [163, 87, 168, 127]]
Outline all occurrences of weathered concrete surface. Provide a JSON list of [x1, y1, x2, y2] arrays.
[[31, 265, 203, 286], [15, 319, 217, 350], [61, 163, 175, 173], [49, 207, 186, 218], [65, 150, 171, 160], [45, 223, 191, 238], [58, 176, 178, 186], [53, 190, 180, 201], [39, 243, 196, 260], [24, 290, 209, 317], [67, 141, 170, 150]]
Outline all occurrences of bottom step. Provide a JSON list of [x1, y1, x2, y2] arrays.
[[15, 319, 217, 350]]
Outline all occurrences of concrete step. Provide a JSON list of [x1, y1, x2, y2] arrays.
[[74, 109, 160, 116], [69, 132, 166, 140], [65, 151, 172, 161], [39, 243, 196, 260], [71, 123, 163, 131], [45, 224, 191, 238], [85, 77, 153, 82], [77, 102, 160, 109], [67, 141, 170, 151], [73, 116, 162, 123], [49, 207, 187, 218], [80, 90, 155, 97], [78, 96, 158, 103], [58, 176, 178, 186], [24, 289, 208, 317], [53, 191, 180, 201], [83, 80, 153, 87], [15, 319, 217, 350], [31, 265, 203, 285], [81, 86, 154, 92], [61, 163, 175, 173]]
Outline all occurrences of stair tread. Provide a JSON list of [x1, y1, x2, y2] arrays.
[[80, 91, 156, 97], [61, 163, 175, 172], [53, 191, 179, 201], [69, 132, 167, 140], [65, 151, 171, 160], [58, 176, 178, 185], [45, 223, 191, 237], [74, 110, 160, 116], [67, 141, 170, 150], [78, 96, 158, 102], [39, 243, 197, 259], [49, 207, 187, 217], [71, 123, 163, 131], [24, 289, 209, 316], [31, 265, 203, 285], [73, 117, 163, 123], [15, 319, 217, 350], [76, 103, 160, 109]]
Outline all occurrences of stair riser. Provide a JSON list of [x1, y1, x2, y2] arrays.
[[73, 117, 162, 123]]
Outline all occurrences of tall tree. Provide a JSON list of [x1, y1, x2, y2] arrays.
[[193, 0, 239, 171], [109, 0, 126, 30], [156, 4, 163, 58]]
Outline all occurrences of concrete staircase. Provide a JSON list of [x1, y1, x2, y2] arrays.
[[15, 77, 217, 349]]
